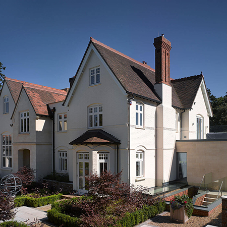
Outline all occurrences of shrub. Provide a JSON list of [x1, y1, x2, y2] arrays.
[[14, 193, 62, 208], [0, 189, 15, 221], [14, 166, 35, 194], [170, 194, 193, 218], [0, 221, 27, 227]]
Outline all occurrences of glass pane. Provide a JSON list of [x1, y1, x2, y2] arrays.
[[91, 69, 95, 75], [89, 115, 93, 127], [85, 162, 89, 176], [6, 102, 9, 113], [24, 118, 26, 132], [64, 114, 67, 119], [24, 112, 26, 117], [140, 153, 143, 159], [89, 108, 93, 113], [79, 162, 83, 176], [99, 114, 102, 126], [96, 68, 100, 73], [136, 105, 138, 110], [100, 163, 103, 174], [94, 115, 98, 126], [99, 106, 102, 112], [104, 163, 107, 171], [64, 159, 67, 170], [136, 161, 140, 177], [94, 107, 97, 113], [2, 147, 6, 156], [140, 113, 142, 126], [27, 112, 29, 116], [91, 75, 94, 85], [84, 154, 89, 159], [27, 118, 29, 132], [78, 154, 83, 159], [6, 147, 8, 156], [9, 158, 12, 168], [9, 136, 12, 145], [79, 178, 83, 189], [64, 120, 67, 131], [96, 74, 100, 84], [140, 105, 142, 111], [3, 157, 5, 167], [59, 121, 63, 131], [59, 114, 62, 119], [136, 113, 138, 125], [6, 136, 8, 145], [21, 119, 23, 132], [9, 146, 12, 156], [2, 136, 5, 145], [136, 154, 138, 159]]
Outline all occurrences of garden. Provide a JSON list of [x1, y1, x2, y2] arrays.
[[0, 168, 168, 227]]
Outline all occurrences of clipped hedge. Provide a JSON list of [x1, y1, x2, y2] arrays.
[[0, 221, 28, 227], [14, 193, 62, 208], [47, 198, 166, 227]]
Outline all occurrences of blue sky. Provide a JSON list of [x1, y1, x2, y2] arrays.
[[1, 0, 227, 97]]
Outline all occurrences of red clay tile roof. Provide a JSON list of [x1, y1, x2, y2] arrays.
[[69, 129, 121, 145], [5, 77, 67, 116], [171, 75, 203, 109]]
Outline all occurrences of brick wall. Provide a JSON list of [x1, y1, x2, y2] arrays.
[[222, 196, 227, 226], [194, 194, 206, 206], [164, 189, 189, 201]]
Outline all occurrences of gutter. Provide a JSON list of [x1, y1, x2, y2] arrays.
[[52, 107, 56, 175]]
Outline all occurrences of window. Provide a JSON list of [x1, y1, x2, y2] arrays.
[[197, 115, 203, 139], [136, 103, 143, 127], [58, 114, 67, 131], [136, 151, 143, 177], [2, 135, 12, 168], [3, 96, 9, 114], [90, 67, 100, 86], [59, 151, 67, 171], [99, 153, 108, 175], [20, 111, 29, 133], [88, 105, 103, 128]]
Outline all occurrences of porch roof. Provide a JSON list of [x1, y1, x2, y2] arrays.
[[69, 129, 121, 145]]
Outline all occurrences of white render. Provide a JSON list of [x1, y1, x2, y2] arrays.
[[0, 37, 212, 192]]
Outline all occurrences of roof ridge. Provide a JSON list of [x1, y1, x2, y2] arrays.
[[5, 77, 67, 95], [171, 74, 203, 83], [90, 37, 155, 72]]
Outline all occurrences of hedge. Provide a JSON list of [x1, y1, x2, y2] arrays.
[[0, 221, 28, 227], [14, 193, 63, 208], [47, 199, 166, 227]]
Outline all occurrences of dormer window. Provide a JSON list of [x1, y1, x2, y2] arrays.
[[90, 67, 100, 86], [3, 96, 9, 114]]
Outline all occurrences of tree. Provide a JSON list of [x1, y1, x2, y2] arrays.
[[0, 62, 6, 89], [207, 88, 227, 127]]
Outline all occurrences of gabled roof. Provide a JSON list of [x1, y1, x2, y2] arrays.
[[91, 38, 161, 103], [69, 129, 121, 145], [5, 77, 67, 116], [66, 38, 209, 110], [171, 75, 203, 109]]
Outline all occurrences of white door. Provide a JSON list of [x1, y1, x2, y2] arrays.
[[77, 153, 89, 193]]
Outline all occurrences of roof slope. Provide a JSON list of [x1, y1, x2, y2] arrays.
[[5, 77, 67, 116], [69, 129, 121, 145], [91, 38, 161, 103], [171, 75, 203, 109]]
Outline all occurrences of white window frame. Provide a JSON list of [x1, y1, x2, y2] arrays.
[[58, 113, 67, 132], [136, 151, 144, 177], [20, 111, 29, 133], [136, 103, 143, 128], [59, 151, 67, 172], [98, 153, 109, 175], [3, 96, 9, 114], [88, 105, 103, 128], [2, 135, 12, 168], [196, 115, 203, 139], [90, 67, 100, 86]]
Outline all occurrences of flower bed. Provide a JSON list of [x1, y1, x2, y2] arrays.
[[14, 193, 62, 208]]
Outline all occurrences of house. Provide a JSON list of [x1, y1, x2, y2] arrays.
[[0, 35, 212, 192]]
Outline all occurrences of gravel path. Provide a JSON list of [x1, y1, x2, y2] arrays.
[[145, 206, 222, 227]]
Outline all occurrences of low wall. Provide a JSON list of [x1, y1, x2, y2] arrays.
[[176, 140, 227, 187], [222, 196, 227, 227]]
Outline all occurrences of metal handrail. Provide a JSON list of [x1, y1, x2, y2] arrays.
[[218, 181, 223, 199], [198, 174, 205, 191]]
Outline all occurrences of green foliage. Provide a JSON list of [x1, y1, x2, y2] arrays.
[[0, 62, 6, 90], [47, 208, 82, 227], [44, 172, 69, 182], [207, 88, 227, 127], [170, 194, 193, 218], [0, 221, 27, 227], [14, 193, 62, 208]]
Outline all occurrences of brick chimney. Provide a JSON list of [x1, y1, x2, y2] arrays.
[[153, 34, 171, 86]]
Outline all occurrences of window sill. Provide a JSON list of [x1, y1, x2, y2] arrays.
[[89, 83, 101, 87], [19, 132, 30, 135], [3, 113, 9, 115], [135, 177, 145, 182], [1, 167, 12, 170], [57, 130, 67, 133], [135, 126, 145, 130]]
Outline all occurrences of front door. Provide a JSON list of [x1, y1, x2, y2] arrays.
[[77, 153, 90, 193]]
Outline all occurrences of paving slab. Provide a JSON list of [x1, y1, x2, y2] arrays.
[[12, 206, 48, 224]]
